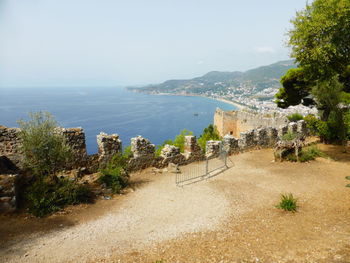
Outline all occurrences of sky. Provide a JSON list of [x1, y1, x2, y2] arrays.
[[0, 0, 309, 88]]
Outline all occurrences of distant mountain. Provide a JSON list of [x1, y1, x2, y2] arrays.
[[127, 60, 295, 98]]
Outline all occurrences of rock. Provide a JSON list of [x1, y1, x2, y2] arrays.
[[160, 144, 180, 158], [223, 134, 239, 154], [97, 132, 122, 163], [206, 140, 222, 158], [130, 136, 155, 158]]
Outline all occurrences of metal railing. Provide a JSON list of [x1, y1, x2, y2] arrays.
[[175, 146, 228, 186]]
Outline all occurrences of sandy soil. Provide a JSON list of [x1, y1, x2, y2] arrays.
[[1, 144, 350, 263]]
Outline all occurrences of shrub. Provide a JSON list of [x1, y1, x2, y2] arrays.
[[25, 178, 93, 217], [287, 113, 304, 122], [281, 131, 298, 141], [276, 193, 298, 212], [18, 111, 72, 178], [98, 154, 129, 193], [198, 124, 221, 152], [155, 129, 193, 156], [155, 139, 174, 157], [173, 129, 193, 152], [299, 145, 325, 162], [122, 145, 133, 159], [282, 145, 325, 162], [304, 114, 320, 135]]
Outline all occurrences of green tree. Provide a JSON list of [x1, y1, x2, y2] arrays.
[[275, 68, 312, 108], [276, 0, 350, 109], [288, 0, 350, 87], [18, 111, 72, 178], [198, 124, 221, 152], [173, 129, 193, 152]]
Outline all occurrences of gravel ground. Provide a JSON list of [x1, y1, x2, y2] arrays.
[[1, 163, 232, 263], [1, 144, 350, 263]]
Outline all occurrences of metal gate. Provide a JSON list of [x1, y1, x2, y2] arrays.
[[175, 145, 228, 186]]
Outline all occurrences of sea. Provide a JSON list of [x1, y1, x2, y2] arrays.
[[0, 87, 236, 154]]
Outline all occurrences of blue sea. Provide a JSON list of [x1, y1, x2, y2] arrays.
[[0, 87, 236, 154]]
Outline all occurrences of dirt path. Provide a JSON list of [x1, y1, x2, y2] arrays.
[[1, 145, 350, 263]]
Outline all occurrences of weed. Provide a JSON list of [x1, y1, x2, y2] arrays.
[[276, 193, 298, 212], [287, 113, 303, 122], [282, 131, 298, 141]]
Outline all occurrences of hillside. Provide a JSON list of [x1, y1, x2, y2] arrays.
[[127, 60, 295, 100]]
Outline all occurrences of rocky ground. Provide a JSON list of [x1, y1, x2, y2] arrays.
[[1, 144, 350, 263]]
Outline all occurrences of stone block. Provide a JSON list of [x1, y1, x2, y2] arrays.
[[223, 134, 239, 154], [97, 132, 122, 163], [130, 136, 155, 158], [206, 140, 222, 158]]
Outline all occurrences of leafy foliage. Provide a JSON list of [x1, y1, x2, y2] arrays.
[[287, 113, 304, 122], [155, 129, 193, 156], [99, 153, 130, 194], [288, 0, 350, 86], [173, 129, 193, 152], [299, 146, 325, 162], [276, 193, 298, 212], [25, 178, 93, 217], [304, 114, 319, 135], [276, 0, 350, 146], [281, 131, 298, 141], [18, 112, 72, 178], [197, 124, 221, 152], [282, 145, 325, 162], [276, 68, 312, 108]]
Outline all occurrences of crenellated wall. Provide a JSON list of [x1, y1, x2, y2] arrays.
[[0, 119, 309, 212]]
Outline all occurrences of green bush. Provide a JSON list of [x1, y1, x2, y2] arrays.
[[304, 114, 319, 135], [155, 129, 193, 156], [198, 124, 221, 152], [282, 131, 298, 141], [282, 145, 325, 162], [276, 193, 298, 212], [173, 129, 193, 152], [122, 145, 133, 159], [155, 139, 174, 157], [18, 111, 72, 178], [299, 145, 325, 162], [304, 111, 350, 143], [25, 178, 93, 217], [287, 113, 304, 122], [99, 154, 129, 193]]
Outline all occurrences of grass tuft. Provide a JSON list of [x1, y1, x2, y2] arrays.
[[276, 193, 298, 212]]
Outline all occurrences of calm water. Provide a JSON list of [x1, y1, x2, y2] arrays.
[[0, 87, 236, 154]]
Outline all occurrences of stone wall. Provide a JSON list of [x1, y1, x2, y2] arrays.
[[214, 108, 288, 138], [0, 119, 309, 212], [0, 126, 23, 168], [97, 132, 122, 163], [0, 174, 18, 213], [60, 128, 87, 163]]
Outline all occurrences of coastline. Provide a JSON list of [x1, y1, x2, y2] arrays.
[[147, 92, 246, 110]]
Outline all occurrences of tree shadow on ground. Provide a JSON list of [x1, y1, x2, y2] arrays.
[[128, 178, 151, 190], [0, 213, 76, 252], [318, 144, 350, 163]]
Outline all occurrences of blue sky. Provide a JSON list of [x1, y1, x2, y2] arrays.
[[0, 0, 309, 88]]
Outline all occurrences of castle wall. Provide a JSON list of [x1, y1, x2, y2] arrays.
[[214, 108, 288, 138], [0, 119, 309, 213]]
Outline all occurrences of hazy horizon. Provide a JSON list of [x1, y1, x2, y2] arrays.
[[0, 0, 309, 88]]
